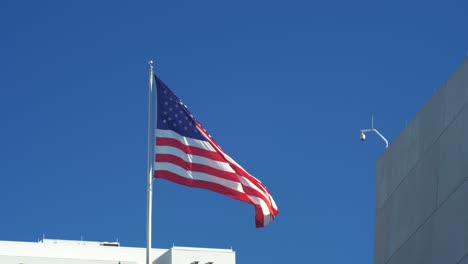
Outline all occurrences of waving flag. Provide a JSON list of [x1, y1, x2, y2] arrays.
[[153, 76, 278, 227]]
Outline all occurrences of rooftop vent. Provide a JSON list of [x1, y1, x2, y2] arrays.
[[100, 241, 120, 247], [39, 239, 120, 247]]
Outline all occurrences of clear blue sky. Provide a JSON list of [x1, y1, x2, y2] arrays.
[[1, 1, 467, 263]]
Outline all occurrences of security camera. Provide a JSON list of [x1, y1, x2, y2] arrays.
[[359, 116, 389, 148]]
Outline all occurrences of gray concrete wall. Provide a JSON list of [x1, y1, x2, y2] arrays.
[[374, 58, 468, 264]]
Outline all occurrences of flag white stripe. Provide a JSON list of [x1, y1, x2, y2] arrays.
[[271, 195, 278, 210], [195, 126, 270, 196], [157, 129, 276, 211], [238, 175, 273, 203], [156, 145, 276, 212], [195, 126, 251, 174], [247, 195, 273, 226], [156, 129, 215, 151], [155, 162, 244, 192], [156, 161, 274, 225], [155, 145, 235, 173]]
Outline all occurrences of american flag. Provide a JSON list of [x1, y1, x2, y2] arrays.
[[153, 76, 278, 228]]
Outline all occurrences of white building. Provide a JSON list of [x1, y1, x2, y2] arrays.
[[0, 239, 235, 264]]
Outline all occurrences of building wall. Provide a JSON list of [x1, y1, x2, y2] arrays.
[[374, 58, 468, 264], [0, 239, 235, 264], [170, 247, 235, 264]]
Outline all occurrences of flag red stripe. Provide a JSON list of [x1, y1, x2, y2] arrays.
[[194, 124, 278, 214], [155, 158, 277, 222], [156, 137, 225, 162], [155, 143, 277, 215], [155, 170, 251, 203], [154, 162, 274, 222], [242, 185, 277, 216], [155, 154, 239, 182], [154, 169, 275, 227], [155, 128, 279, 227]]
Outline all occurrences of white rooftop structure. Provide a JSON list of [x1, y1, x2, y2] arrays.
[[0, 239, 235, 264]]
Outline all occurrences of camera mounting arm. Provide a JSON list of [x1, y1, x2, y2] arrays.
[[360, 116, 389, 149]]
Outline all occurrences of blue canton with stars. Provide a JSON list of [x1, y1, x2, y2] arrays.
[[155, 76, 205, 141]]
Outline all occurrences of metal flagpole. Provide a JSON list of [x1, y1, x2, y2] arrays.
[[146, 60, 155, 264]]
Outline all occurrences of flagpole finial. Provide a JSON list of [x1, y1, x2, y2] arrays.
[[148, 60, 154, 70]]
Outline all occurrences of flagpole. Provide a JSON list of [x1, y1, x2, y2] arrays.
[[146, 60, 155, 264]]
